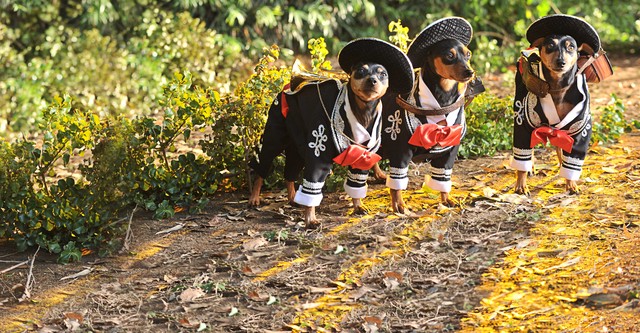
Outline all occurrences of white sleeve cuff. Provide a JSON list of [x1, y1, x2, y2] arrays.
[[509, 156, 533, 172], [426, 176, 451, 193], [559, 166, 582, 181], [344, 182, 368, 199], [386, 176, 408, 190], [294, 185, 323, 207]]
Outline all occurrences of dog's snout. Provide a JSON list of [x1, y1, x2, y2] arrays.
[[556, 57, 566, 67], [464, 69, 475, 77], [368, 76, 379, 85]]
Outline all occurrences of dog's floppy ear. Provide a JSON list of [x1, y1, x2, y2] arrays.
[[578, 42, 595, 55], [531, 37, 546, 48]]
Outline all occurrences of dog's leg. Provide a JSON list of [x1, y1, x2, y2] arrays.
[[249, 176, 264, 206], [515, 170, 530, 196], [390, 188, 406, 213], [352, 198, 370, 215], [555, 146, 563, 167], [285, 180, 296, 204], [372, 163, 387, 181], [565, 179, 579, 194], [440, 192, 457, 207], [304, 206, 319, 228]]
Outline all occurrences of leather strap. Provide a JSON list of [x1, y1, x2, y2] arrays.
[[396, 76, 485, 116], [396, 94, 465, 116]]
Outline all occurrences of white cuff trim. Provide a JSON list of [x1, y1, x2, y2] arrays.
[[386, 176, 408, 190], [559, 166, 581, 181], [344, 182, 368, 199], [509, 156, 533, 172], [294, 185, 323, 207], [426, 176, 451, 193]]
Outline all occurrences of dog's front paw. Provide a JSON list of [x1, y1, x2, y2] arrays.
[[286, 180, 296, 205], [565, 180, 580, 195], [249, 176, 264, 207], [353, 205, 370, 216], [440, 192, 458, 207], [514, 171, 530, 196], [390, 189, 406, 214], [514, 185, 530, 196], [248, 194, 261, 207], [303, 206, 320, 229]]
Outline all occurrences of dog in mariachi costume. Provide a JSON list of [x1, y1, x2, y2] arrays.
[[381, 17, 484, 210], [510, 14, 612, 195], [249, 38, 414, 227]]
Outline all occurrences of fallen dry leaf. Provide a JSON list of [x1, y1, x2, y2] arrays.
[[242, 237, 268, 251], [179, 288, 205, 302]]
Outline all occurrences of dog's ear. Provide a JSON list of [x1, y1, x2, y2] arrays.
[[578, 43, 595, 55], [531, 37, 545, 48]]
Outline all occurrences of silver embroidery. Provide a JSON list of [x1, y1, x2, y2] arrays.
[[385, 109, 402, 141], [514, 100, 525, 126], [308, 124, 328, 157]]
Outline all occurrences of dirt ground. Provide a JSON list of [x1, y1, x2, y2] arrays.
[[1, 55, 640, 333]]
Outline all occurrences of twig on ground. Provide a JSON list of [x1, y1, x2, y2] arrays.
[[18, 246, 40, 302], [121, 204, 138, 253], [0, 260, 29, 274]]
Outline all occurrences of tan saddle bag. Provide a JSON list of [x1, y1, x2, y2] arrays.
[[577, 48, 613, 83]]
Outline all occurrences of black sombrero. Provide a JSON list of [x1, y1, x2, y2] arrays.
[[526, 14, 601, 51], [406, 17, 473, 68], [338, 38, 414, 94]]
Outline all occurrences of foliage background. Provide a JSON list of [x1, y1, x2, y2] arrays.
[[0, 0, 638, 259]]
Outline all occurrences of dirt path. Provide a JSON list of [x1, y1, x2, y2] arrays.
[[1, 56, 639, 332]]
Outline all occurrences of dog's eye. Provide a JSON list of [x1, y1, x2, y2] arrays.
[[566, 44, 575, 52], [466, 51, 472, 58], [447, 52, 455, 59]]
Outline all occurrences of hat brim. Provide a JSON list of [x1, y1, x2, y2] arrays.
[[338, 38, 415, 94], [526, 14, 601, 51], [407, 17, 473, 68]]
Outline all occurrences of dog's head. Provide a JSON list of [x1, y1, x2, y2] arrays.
[[422, 39, 475, 83], [348, 62, 390, 103], [539, 34, 579, 78]]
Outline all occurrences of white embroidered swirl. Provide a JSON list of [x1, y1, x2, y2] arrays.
[[385, 109, 402, 141], [308, 124, 328, 157]]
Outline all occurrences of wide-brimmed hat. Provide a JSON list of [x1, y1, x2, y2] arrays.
[[526, 14, 601, 51], [406, 17, 473, 68], [338, 38, 414, 94]]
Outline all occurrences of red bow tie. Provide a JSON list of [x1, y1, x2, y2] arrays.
[[333, 145, 381, 170], [530, 127, 574, 153], [408, 123, 463, 149]]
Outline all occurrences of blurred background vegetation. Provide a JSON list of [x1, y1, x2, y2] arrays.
[[1, 0, 638, 135]]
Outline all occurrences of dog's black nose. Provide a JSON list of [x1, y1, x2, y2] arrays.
[[368, 77, 378, 85], [556, 58, 566, 67], [464, 69, 475, 77]]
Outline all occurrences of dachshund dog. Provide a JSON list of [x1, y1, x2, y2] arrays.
[[514, 35, 584, 195], [383, 17, 481, 211], [510, 14, 605, 196], [249, 38, 413, 227]]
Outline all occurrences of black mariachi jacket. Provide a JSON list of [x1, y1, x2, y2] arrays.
[[510, 57, 592, 181], [381, 72, 467, 194], [251, 79, 384, 207]]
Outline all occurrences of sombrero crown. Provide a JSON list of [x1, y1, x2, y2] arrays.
[[526, 14, 601, 51], [407, 17, 473, 68], [338, 38, 414, 94]]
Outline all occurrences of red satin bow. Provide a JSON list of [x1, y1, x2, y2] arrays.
[[333, 145, 381, 170], [530, 127, 574, 153], [408, 123, 463, 149]]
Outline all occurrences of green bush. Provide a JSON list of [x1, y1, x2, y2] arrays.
[[592, 94, 632, 145], [459, 93, 515, 159]]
